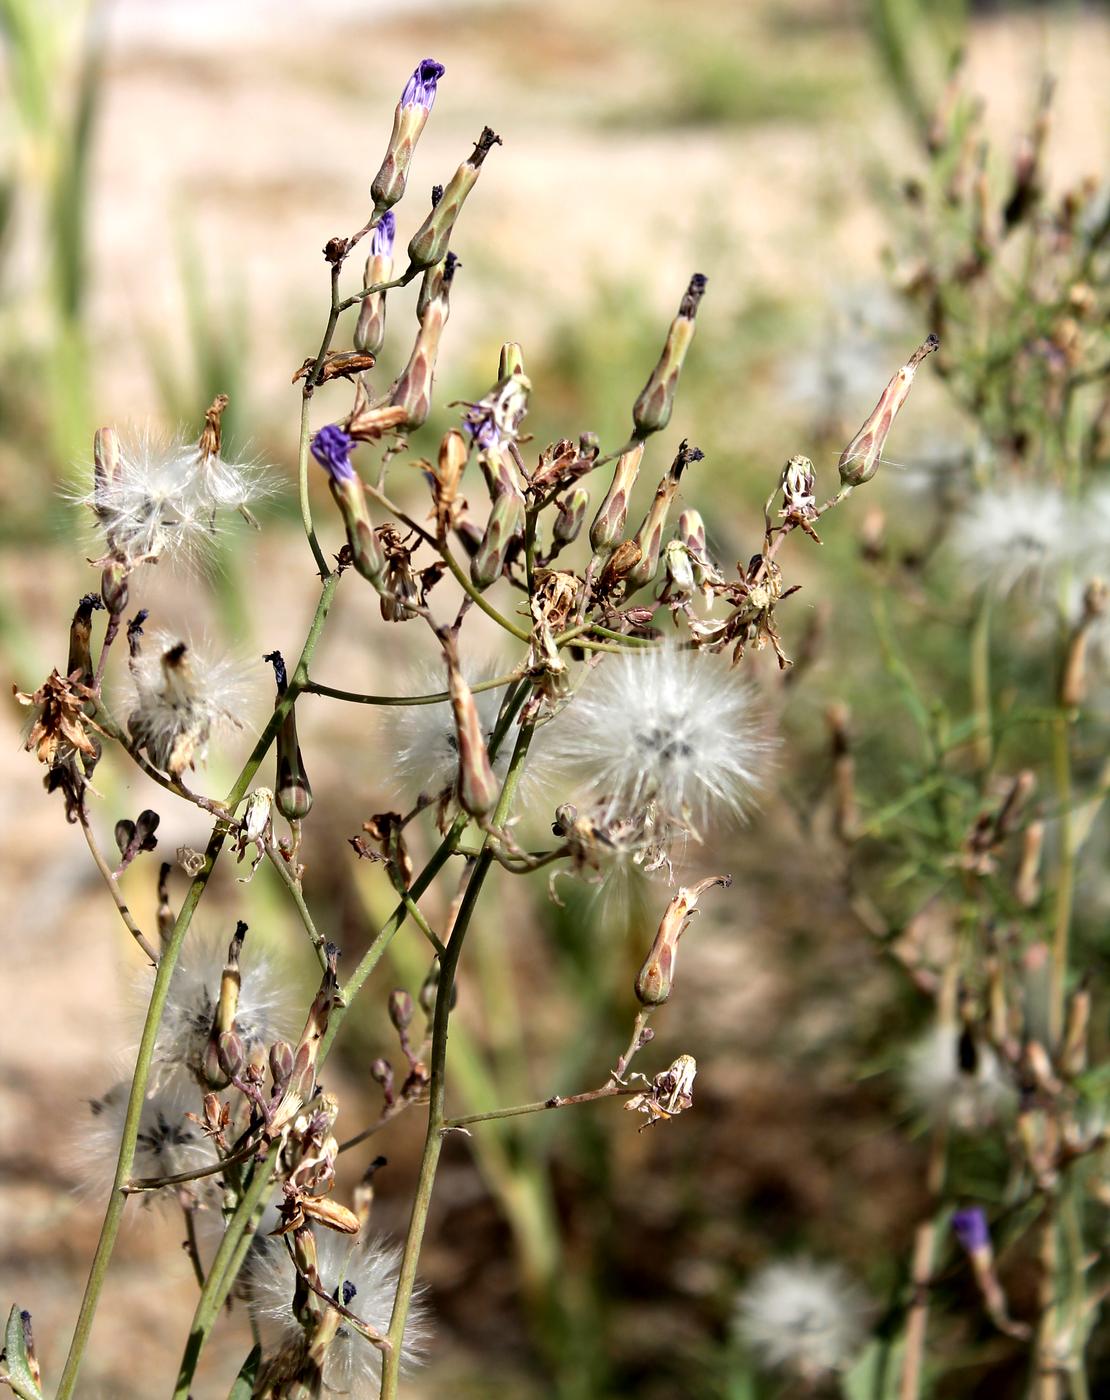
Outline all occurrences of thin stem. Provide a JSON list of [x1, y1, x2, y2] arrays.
[[445, 1083, 641, 1130], [302, 671, 520, 706], [440, 543, 532, 641], [123, 1136, 264, 1194], [56, 576, 339, 1399], [899, 1117, 950, 1400], [1050, 711, 1074, 1047], [263, 841, 329, 969], [970, 588, 993, 772], [183, 1207, 206, 1290], [76, 805, 159, 964], [298, 392, 330, 578]]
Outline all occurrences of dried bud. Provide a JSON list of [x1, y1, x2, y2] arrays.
[[407, 126, 501, 270], [1061, 979, 1090, 1076], [269, 1040, 295, 1091], [354, 211, 395, 357], [388, 990, 414, 1032], [311, 425, 386, 585], [371, 59, 446, 211], [67, 593, 103, 686], [470, 488, 525, 591], [838, 335, 938, 488], [589, 442, 644, 555], [597, 538, 642, 593], [553, 486, 590, 547], [632, 273, 707, 437], [626, 440, 703, 590], [635, 875, 731, 1005], [780, 454, 816, 518], [444, 635, 500, 815]]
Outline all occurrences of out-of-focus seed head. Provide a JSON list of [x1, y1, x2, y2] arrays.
[[632, 274, 707, 437]]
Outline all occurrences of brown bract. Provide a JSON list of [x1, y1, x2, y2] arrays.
[[14, 670, 100, 767]]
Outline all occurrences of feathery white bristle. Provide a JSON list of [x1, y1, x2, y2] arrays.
[[735, 1258, 871, 1376], [246, 1231, 428, 1394], [551, 644, 769, 831], [950, 482, 1073, 594], [78, 1077, 216, 1203], [903, 1024, 1015, 1132]]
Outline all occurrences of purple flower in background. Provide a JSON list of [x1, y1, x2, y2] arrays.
[[311, 425, 356, 483], [951, 1207, 991, 1254], [401, 59, 445, 111], [462, 403, 500, 451], [369, 211, 396, 258]]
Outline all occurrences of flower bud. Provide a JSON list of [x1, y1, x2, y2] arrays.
[[370, 1057, 395, 1105], [388, 989, 414, 1032], [216, 1029, 245, 1082], [67, 593, 102, 687], [470, 488, 525, 590], [444, 635, 500, 816], [635, 875, 730, 1005], [311, 425, 385, 584], [370, 59, 445, 211], [663, 539, 695, 593], [264, 650, 313, 822], [838, 335, 938, 488], [390, 254, 459, 430], [632, 274, 707, 437], [418, 956, 458, 1016], [406, 126, 501, 270], [498, 341, 525, 378], [354, 212, 395, 357], [553, 485, 590, 547], [269, 1040, 295, 1092], [589, 442, 644, 555], [626, 440, 703, 590]]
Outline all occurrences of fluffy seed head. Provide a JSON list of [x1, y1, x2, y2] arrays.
[[735, 1258, 871, 1377], [903, 1024, 1016, 1132], [552, 644, 768, 833], [80, 1078, 216, 1202], [950, 483, 1072, 594], [246, 1232, 427, 1394]]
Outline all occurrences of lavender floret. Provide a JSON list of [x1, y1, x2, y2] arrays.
[[311, 425, 356, 483], [401, 59, 445, 111], [951, 1206, 990, 1253], [369, 210, 396, 258]]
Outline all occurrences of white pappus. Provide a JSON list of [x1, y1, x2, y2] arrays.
[[735, 1257, 872, 1379]]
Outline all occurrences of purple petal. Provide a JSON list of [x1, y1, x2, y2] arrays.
[[311, 425, 355, 483], [401, 58, 445, 111]]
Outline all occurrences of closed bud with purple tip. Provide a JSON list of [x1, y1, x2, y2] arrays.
[[371, 59, 446, 212], [407, 126, 501, 270], [354, 211, 395, 357], [390, 254, 459, 430], [311, 425, 385, 585], [632, 274, 707, 437]]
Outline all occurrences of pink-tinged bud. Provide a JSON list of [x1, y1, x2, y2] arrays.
[[632, 274, 707, 437], [390, 253, 459, 430], [406, 127, 501, 270], [370, 1057, 396, 1105], [370, 59, 446, 211], [270, 945, 341, 1134], [838, 335, 938, 488], [626, 440, 703, 590], [388, 989, 414, 1032], [589, 441, 644, 554], [354, 213, 395, 357], [635, 875, 731, 1005], [470, 488, 524, 589], [311, 426, 386, 584], [216, 1028, 245, 1081], [269, 1040, 295, 1091], [553, 485, 590, 547], [264, 651, 313, 822], [444, 635, 500, 816]]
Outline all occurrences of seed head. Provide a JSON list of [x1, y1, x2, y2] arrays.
[[735, 1258, 871, 1378]]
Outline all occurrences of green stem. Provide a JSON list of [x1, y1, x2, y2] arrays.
[[379, 711, 536, 1399], [298, 392, 330, 578], [55, 576, 339, 1399], [302, 672, 519, 706], [970, 588, 993, 773], [1050, 711, 1074, 1048], [440, 543, 532, 641]]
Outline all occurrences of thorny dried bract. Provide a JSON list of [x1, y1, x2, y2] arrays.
[[7, 48, 982, 1400]]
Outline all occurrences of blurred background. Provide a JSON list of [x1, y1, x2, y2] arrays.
[[1, 1, 1108, 1396]]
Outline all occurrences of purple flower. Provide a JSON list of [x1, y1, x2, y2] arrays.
[[400, 59, 445, 111], [462, 403, 500, 451], [311, 425, 355, 483], [369, 210, 396, 258], [951, 1207, 990, 1254]]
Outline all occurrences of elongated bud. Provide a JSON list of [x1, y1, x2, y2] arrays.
[[370, 1057, 395, 1105], [269, 1040, 295, 1092], [1060, 579, 1107, 708], [470, 488, 524, 590], [589, 441, 644, 554], [407, 126, 501, 270], [635, 875, 731, 1006], [388, 989, 414, 1032], [311, 425, 386, 584], [354, 212, 395, 356], [951, 1207, 1031, 1341], [93, 425, 121, 522], [1061, 978, 1090, 1076], [371, 58, 445, 211], [498, 341, 525, 378], [264, 650, 313, 821], [838, 335, 939, 488], [626, 440, 703, 589], [553, 486, 589, 547], [201, 920, 247, 1087], [67, 593, 103, 686], [632, 274, 707, 437], [416, 244, 457, 321], [443, 634, 499, 816], [390, 253, 459, 430], [678, 507, 705, 556], [1014, 818, 1043, 907]]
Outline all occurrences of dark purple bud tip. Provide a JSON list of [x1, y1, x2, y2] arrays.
[[444, 251, 460, 285], [430, 184, 444, 209], [311, 425, 356, 483], [952, 1206, 990, 1253], [680, 274, 708, 318], [401, 58, 445, 110], [342, 1280, 357, 1306], [370, 210, 396, 258]]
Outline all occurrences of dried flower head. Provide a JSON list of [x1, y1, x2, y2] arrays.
[[950, 482, 1072, 594], [735, 1258, 871, 1378], [127, 633, 256, 776], [80, 1078, 216, 1202], [552, 644, 768, 838], [246, 1232, 427, 1395], [903, 1024, 1016, 1132]]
